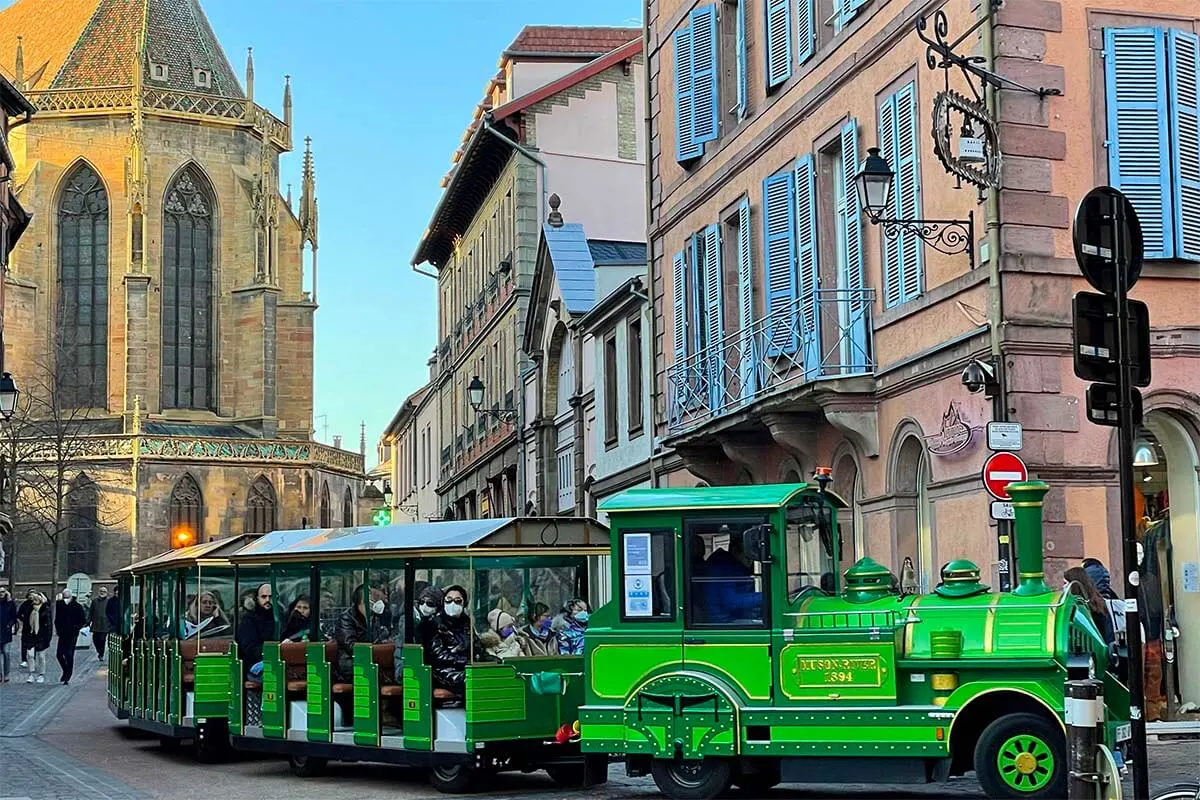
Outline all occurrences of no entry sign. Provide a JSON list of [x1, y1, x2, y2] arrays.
[[982, 452, 1028, 500]]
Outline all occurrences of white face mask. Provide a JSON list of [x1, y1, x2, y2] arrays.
[[444, 600, 464, 617], [418, 603, 437, 618], [371, 599, 386, 615], [64, 596, 73, 604]]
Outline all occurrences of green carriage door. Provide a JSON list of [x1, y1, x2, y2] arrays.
[[679, 516, 773, 757]]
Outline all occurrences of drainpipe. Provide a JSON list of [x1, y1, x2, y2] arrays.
[[981, 9, 1005, 415], [482, 117, 548, 227], [641, 2, 660, 489]]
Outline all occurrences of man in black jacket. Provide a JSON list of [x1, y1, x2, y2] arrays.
[[54, 589, 87, 685], [236, 583, 275, 681]]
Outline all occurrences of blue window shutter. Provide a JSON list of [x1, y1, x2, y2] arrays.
[[735, 0, 748, 118], [794, 154, 820, 377], [894, 82, 923, 302], [691, 5, 719, 144], [796, 0, 816, 65], [674, 25, 702, 162], [763, 172, 797, 355], [703, 223, 724, 409], [672, 249, 688, 366], [835, 0, 868, 33], [839, 118, 868, 370], [878, 94, 901, 308], [689, 233, 704, 353], [1168, 28, 1200, 262], [736, 198, 756, 398], [765, 0, 793, 89], [1104, 27, 1172, 259]]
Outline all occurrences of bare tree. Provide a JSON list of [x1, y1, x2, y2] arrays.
[[3, 320, 126, 601]]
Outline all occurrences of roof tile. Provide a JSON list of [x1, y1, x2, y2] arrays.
[[506, 26, 641, 56]]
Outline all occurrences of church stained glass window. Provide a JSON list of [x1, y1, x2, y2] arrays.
[[66, 473, 100, 576], [162, 167, 215, 410], [57, 163, 109, 409], [319, 481, 331, 528], [169, 474, 204, 544], [342, 486, 353, 527], [245, 475, 277, 534]]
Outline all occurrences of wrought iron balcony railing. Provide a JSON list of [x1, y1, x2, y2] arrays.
[[664, 288, 876, 436]]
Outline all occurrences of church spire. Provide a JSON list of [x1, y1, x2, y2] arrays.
[[283, 75, 292, 130], [14, 36, 24, 89], [299, 136, 318, 246], [245, 47, 254, 105]]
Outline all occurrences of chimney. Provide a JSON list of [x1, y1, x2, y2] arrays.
[[333, 435, 342, 450]]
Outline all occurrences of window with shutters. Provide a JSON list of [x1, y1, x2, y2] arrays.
[[720, 0, 749, 126], [762, 170, 798, 354], [56, 162, 109, 410], [603, 331, 619, 446], [878, 81, 923, 308], [1103, 27, 1200, 262], [674, 4, 720, 163], [161, 166, 216, 410], [764, 0, 793, 90], [829, 0, 869, 35], [818, 120, 869, 371], [628, 316, 645, 437]]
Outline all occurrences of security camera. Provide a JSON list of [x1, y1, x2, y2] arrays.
[[961, 359, 995, 394]]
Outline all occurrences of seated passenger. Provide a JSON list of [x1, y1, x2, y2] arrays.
[[335, 584, 394, 684], [236, 583, 275, 681], [518, 602, 558, 656], [556, 599, 589, 656], [281, 595, 311, 642], [701, 535, 761, 623], [479, 609, 525, 660], [182, 591, 230, 638], [414, 586, 443, 647], [429, 585, 471, 696]]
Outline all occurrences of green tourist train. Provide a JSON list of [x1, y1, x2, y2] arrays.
[[106, 477, 1129, 799]]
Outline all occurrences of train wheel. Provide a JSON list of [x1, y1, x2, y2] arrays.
[[974, 713, 1066, 799], [1151, 782, 1200, 800], [288, 754, 328, 778], [545, 764, 587, 788], [429, 763, 477, 793], [650, 758, 732, 800]]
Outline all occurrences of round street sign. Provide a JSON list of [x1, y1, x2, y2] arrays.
[[982, 452, 1028, 501], [1073, 186, 1144, 296]]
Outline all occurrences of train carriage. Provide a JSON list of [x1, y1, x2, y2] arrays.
[[579, 479, 1130, 800], [108, 516, 612, 791]]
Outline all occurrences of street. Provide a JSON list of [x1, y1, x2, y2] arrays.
[[0, 649, 1196, 800]]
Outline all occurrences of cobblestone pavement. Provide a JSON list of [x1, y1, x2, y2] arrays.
[[2, 648, 1198, 799]]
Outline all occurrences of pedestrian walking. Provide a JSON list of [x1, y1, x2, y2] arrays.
[[54, 588, 86, 685], [18, 591, 50, 683], [0, 586, 18, 682], [89, 585, 111, 659]]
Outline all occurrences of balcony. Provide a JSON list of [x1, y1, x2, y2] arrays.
[[665, 288, 876, 438]]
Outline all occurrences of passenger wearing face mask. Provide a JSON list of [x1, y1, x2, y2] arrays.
[[335, 584, 394, 684], [518, 602, 559, 657], [479, 608, 526, 660], [429, 585, 471, 696], [557, 599, 590, 656], [414, 586, 443, 647]]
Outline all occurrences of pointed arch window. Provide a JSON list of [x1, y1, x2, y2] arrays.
[[162, 167, 215, 410], [169, 474, 204, 544], [57, 163, 109, 409], [245, 475, 277, 534], [319, 481, 331, 528], [66, 473, 100, 575], [342, 486, 353, 527]]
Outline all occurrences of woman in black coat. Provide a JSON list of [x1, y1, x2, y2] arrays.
[[428, 585, 471, 696], [18, 591, 52, 683]]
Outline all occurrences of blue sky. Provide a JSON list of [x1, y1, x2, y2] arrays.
[[201, 0, 641, 462]]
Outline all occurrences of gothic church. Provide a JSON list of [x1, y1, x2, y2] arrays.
[[0, 0, 362, 589]]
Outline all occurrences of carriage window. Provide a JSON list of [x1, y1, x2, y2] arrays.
[[471, 562, 587, 660], [367, 568, 402, 644], [685, 519, 766, 627], [620, 529, 676, 621], [785, 499, 836, 599], [316, 566, 362, 641], [154, 572, 179, 639], [129, 579, 142, 637], [274, 567, 311, 642], [188, 568, 233, 639]]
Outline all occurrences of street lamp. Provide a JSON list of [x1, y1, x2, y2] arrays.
[[0, 373, 18, 420], [466, 376, 517, 423], [382, 480, 394, 508], [854, 147, 976, 269]]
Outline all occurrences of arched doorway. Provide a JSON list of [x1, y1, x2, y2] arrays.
[[893, 435, 934, 593], [1138, 411, 1200, 717]]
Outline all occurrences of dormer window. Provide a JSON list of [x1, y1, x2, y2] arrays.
[[150, 62, 168, 82], [193, 68, 211, 89]]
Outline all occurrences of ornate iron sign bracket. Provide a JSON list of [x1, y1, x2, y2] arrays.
[[874, 211, 976, 270]]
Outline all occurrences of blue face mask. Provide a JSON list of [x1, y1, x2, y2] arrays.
[[574, 610, 590, 624], [501, 625, 515, 638], [536, 617, 552, 633]]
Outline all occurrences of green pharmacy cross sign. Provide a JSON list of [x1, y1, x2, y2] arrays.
[[372, 507, 392, 527]]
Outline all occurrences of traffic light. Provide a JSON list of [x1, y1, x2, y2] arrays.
[[172, 525, 195, 549]]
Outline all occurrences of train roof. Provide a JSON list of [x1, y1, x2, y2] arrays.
[[114, 535, 260, 577], [229, 516, 609, 562], [598, 483, 847, 513]]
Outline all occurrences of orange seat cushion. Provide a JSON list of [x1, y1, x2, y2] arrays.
[[379, 685, 403, 698], [331, 682, 354, 695], [286, 680, 307, 693], [182, 672, 195, 685], [432, 688, 457, 701], [244, 681, 260, 690]]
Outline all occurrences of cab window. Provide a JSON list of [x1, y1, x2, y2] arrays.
[[618, 529, 675, 621], [785, 499, 836, 599], [685, 519, 766, 627]]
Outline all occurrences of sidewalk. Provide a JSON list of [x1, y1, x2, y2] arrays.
[[0, 639, 145, 800]]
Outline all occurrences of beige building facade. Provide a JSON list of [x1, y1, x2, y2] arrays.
[[0, 0, 362, 589], [647, 0, 1200, 719]]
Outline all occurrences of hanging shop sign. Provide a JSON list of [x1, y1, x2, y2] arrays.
[[924, 401, 982, 457]]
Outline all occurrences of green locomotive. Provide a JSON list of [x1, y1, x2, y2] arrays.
[[579, 479, 1129, 799]]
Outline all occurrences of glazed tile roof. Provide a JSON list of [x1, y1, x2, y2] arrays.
[[588, 240, 647, 266], [544, 223, 596, 315], [504, 26, 641, 57], [0, 0, 243, 97]]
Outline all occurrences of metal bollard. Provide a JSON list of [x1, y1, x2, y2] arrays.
[[1066, 679, 1101, 800]]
